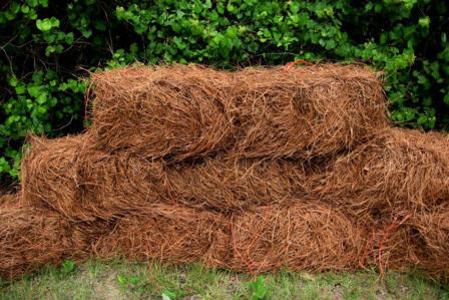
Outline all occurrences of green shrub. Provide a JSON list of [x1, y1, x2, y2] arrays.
[[0, 0, 448, 181]]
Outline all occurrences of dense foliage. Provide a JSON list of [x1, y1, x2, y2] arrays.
[[0, 0, 448, 181]]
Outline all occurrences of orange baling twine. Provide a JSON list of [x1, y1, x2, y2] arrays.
[[359, 213, 413, 274], [359, 227, 376, 269], [377, 213, 413, 275], [283, 59, 314, 71]]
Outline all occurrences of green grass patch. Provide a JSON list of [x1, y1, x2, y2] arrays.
[[1, 260, 449, 300]]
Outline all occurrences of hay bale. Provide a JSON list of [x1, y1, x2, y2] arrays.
[[357, 212, 425, 274], [93, 202, 367, 273], [314, 128, 449, 215], [0, 203, 109, 279], [91, 65, 236, 161], [231, 64, 388, 159], [21, 134, 321, 218], [362, 207, 449, 280], [20, 133, 166, 221], [20, 134, 87, 217], [93, 203, 228, 265], [220, 202, 365, 273], [91, 64, 388, 161], [410, 205, 449, 279]]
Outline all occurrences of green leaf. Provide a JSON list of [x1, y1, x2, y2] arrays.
[[36, 18, 59, 31], [26, 0, 38, 7], [45, 45, 55, 56], [65, 32, 74, 44], [27, 86, 41, 98], [8, 76, 18, 87], [10, 2, 20, 14], [82, 29, 92, 38], [21, 5, 30, 14], [36, 93, 47, 105], [50, 17, 60, 27], [418, 16, 430, 28], [39, 0, 49, 7], [15, 85, 26, 95], [0, 157, 11, 173]]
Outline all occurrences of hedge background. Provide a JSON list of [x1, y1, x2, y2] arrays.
[[0, 0, 448, 183]]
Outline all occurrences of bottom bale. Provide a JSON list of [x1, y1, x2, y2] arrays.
[[92, 203, 229, 264], [0, 203, 110, 279], [224, 202, 366, 273], [3, 199, 445, 278], [410, 206, 449, 280], [360, 217, 425, 274], [93, 202, 367, 274]]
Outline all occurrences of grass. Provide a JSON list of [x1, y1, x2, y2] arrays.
[[1, 260, 449, 300]]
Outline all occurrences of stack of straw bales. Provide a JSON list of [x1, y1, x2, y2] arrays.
[[2, 63, 449, 281]]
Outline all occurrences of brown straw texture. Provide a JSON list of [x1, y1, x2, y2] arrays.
[[1, 63, 449, 281], [314, 128, 449, 216], [91, 64, 388, 160]]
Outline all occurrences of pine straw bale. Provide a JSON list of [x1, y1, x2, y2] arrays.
[[91, 65, 236, 161], [91, 64, 388, 161], [313, 128, 449, 216], [231, 64, 388, 159], [93, 202, 366, 273], [21, 133, 322, 218], [20, 133, 166, 221], [356, 212, 425, 274], [361, 207, 449, 280], [222, 202, 366, 273], [0, 202, 110, 279], [92, 203, 229, 265], [20, 134, 87, 216], [409, 205, 449, 279]]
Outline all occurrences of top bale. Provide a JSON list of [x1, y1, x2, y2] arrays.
[[230, 64, 388, 159], [91, 65, 235, 161], [91, 64, 389, 161]]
